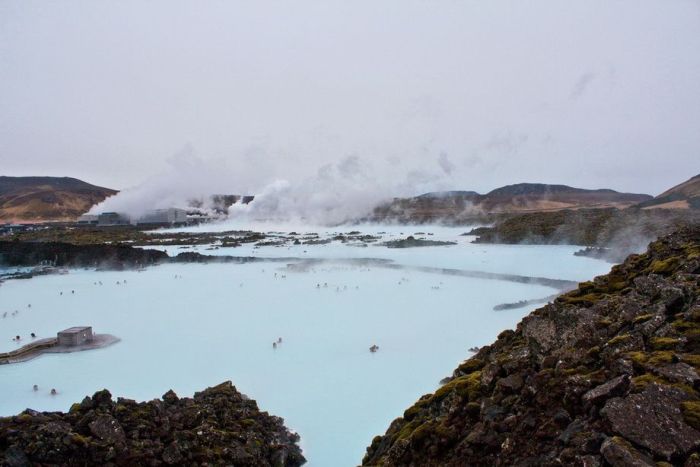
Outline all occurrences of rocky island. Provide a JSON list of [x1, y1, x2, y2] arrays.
[[0, 381, 305, 466], [363, 227, 700, 466]]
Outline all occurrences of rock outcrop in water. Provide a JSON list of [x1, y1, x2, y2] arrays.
[[363, 227, 700, 466], [0, 240, 168, 269], [0, 381, 305, 466], [382, 236, 457, 248]]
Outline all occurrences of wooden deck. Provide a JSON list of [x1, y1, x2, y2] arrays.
[[0, 334, 119, 365]]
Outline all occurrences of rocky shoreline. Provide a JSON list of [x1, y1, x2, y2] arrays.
[[0, 381, 305, 466], [363, 227, 700, 466]]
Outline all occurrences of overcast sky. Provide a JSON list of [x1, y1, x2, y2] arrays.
[[1, 0, 699, 199]]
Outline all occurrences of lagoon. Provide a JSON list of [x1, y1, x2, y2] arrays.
[[0, 226, 611, 466]]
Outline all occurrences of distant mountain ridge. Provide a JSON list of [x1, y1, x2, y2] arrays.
[[0, 176, 117, 223], [371, 183, 652, 223]]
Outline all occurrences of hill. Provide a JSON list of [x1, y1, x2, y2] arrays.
[[637, 174, 700, 210], [370, 183, 652, 224], [363, 227, 700, 466], [0, 176, 116, 223]]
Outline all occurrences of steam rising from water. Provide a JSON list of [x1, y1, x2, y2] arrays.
[[89, 148, 459, 225]]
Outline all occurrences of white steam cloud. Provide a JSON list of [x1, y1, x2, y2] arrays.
[[89, 146, 459, 226]]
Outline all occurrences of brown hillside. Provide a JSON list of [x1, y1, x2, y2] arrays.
[[0, 177, 117, 223], [639, 174, 700, 210]]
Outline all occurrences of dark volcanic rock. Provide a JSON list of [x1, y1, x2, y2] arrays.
[[0, 381, 305, 466], [600, 437, 655, 467], [363, 227, 700, 466], [88, 414, 126, 445], [382, 236, 457, 248], [602, 384, 700, 460], [582, 375, 630, 406], [0, 240, 167, 269]]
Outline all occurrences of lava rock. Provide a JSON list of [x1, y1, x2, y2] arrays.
[[602, 384, 700, 460]]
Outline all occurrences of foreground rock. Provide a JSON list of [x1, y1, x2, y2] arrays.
[[363, 227, 700, 466], [0, 381, 305, 466]]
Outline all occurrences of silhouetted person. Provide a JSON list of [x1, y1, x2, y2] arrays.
[[30, 333, 36, 338], [50, 388, 57, 395], [33, 385, 38, 391]]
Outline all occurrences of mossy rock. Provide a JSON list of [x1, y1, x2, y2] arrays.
[[681, 401, 700, 431], [647, 256, 682, 275], [680, 354, 700, 369], [607, 334, 632, 346], [649, 337, 681, 350], [647, 351, 675, 366], [626, 351, 648, 366], [70, 433, 90, 447], [432, 371, 482, 402], [632, 373, 695, 395], [403, 398, 431, 421], [597, 317, 613, 328], [558, 293, 604, 306], [633, 313, 655, 324], [456, 358, 485, 375]]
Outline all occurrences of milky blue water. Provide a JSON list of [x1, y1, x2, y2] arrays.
[[0, 225, 611, 466]]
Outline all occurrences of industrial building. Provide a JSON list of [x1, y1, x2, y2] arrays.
[[136, 208, 188, 226], [97, 212, 131, 226], [76, 214, 98, 225]]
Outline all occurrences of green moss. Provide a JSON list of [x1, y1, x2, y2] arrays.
[[403, 398, 430, 421], [633, 313, 655, 324], [647, 351, 675, 365], [396, 419, 422, 441], [609, 436, 634, 450], [673, 320, 700, 332], [456, 358, 485, 375], [606, 280, 628, 292], [466, 402, 481, 417], [607, 334, 631, 346], [681, 401, 700, 431], [680, 354, 700, 369], [70, 433, 89, 447], [626, 351, 648, 365], [69, 403, 82, 413], [632, 373, 695, 395], [597, 317, 613, 328], [432, 371, 482, 402], [647, 256, 681, 275], [649, 337, 680, 350], [409, 421, 438, 444], [558, 293, 604, 306], [631, 374, 665, 391]]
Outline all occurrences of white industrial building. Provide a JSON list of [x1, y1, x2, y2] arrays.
[[136, 208, 188, 226]]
